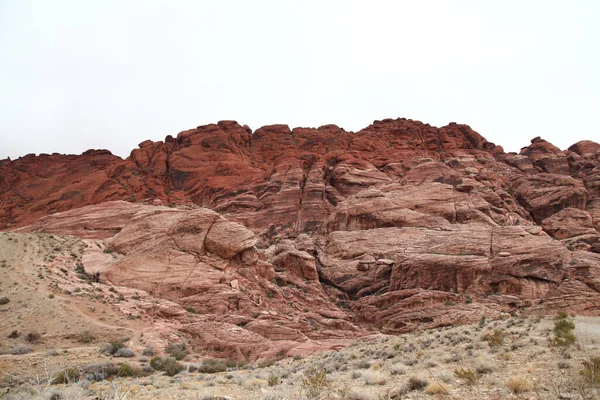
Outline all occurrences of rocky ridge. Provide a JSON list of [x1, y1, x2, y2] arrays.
[[2, 118, 600, 359]]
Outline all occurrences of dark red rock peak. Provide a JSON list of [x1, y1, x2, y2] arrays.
[[1, 118, 599, 242]]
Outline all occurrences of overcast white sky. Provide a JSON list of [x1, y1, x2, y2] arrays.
[[1, 1, 599, 160]]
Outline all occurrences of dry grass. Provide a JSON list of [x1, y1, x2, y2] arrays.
[[506, 376, 533, 393], [425, 380, 451, 395]]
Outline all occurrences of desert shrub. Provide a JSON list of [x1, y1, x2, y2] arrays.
[[99, 342, 114, 355], [454, 367, 479, 386], [142, 346, 155, 356], [149, 356, 166, 370], [268, 373, 279, 386], [117, 363, 147, 377], [198, 358, 228, 373], [163, 359, 185, 376], [387, 384, 409, 399], [0, 297, 9, 305], [483, 329, 505, 347], [425, 381, 450, 395], [12, 345, 31, 355], [580, 356, 600, 386], [406, 376, 429, 392], [363, 370, 387, 385], [99, 340, 125, 356], [165, 342, 188, 360], [354, 359, 371, 369], [25, 331, 41, 343], [257, 358, 277, 368], [302, 366, 330, 399], [506, 376, 532, 394], [390, 364, 406, 375], [114, 347, 135, 357], [150, 356, 184, 376], [8, 330, 19, 338], [549, 312, 576, 348], [54, 367, 80, 384], [77, 331, 95, 344], [344, 388, 379, 400], [474, 359, 496, 374]]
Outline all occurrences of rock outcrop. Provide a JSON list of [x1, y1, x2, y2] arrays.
[[4, 117, 600, 358]]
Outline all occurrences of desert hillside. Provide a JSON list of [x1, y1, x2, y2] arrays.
[[1, 118, 600, 398]]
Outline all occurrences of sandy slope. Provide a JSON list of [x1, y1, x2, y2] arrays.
[[0, 232, 150, 378]]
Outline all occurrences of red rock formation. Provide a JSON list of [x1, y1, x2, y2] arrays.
[[4, 118, 600, 357]]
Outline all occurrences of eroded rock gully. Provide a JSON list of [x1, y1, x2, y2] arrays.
[[3, 118, 600, 360]]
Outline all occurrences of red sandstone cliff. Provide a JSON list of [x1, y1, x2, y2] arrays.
[[3, 118, 600, 355]]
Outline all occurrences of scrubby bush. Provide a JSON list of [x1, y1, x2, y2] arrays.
[[580, 356, 600, 386], [114, 347, 135, 357], [77, 331, 95, 344], [425, 381, 450, 395], [150, 356, 184, 376], [362, 370, 387, 385], [200, 359, 228, 373], [163, 360, 185, 376], [302, 366, 330, 399], [99, 340, 125, 356], [54, 367, 80, 384], [268, 373, 279, 386], [25, 331, 41, 343], [142, 346, 155, 356], [354, 359, 371, 369], [197, 358, 233, 373], [390, 364, 406, 376], [12, 345, 31, 355], [473, 359, 496, 374], [165, 342, 188, 360], [0, 297, 9, 305], [117, 363, 147, 377], [454, 367, 479, 386], [406, 376, 429, 392], [506, 376, 532, 394], [549, 312, 576, 348], [483, 329, 506, 347]]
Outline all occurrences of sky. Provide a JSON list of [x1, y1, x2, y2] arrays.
[[1, 1, 599, 160]]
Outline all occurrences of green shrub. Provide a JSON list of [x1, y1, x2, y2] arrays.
[[117, 363, 147, 377], [163, 359, 185, 376], [150, 356, 166, 370], [100, 340, 126, 355], [165, 342, 188, 360], [198, 358, 228, 373], [549, 312, 576, 348], [54, 367, 80, 384], [150, 356, 184, 376], [268, 373, 279, 386]]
